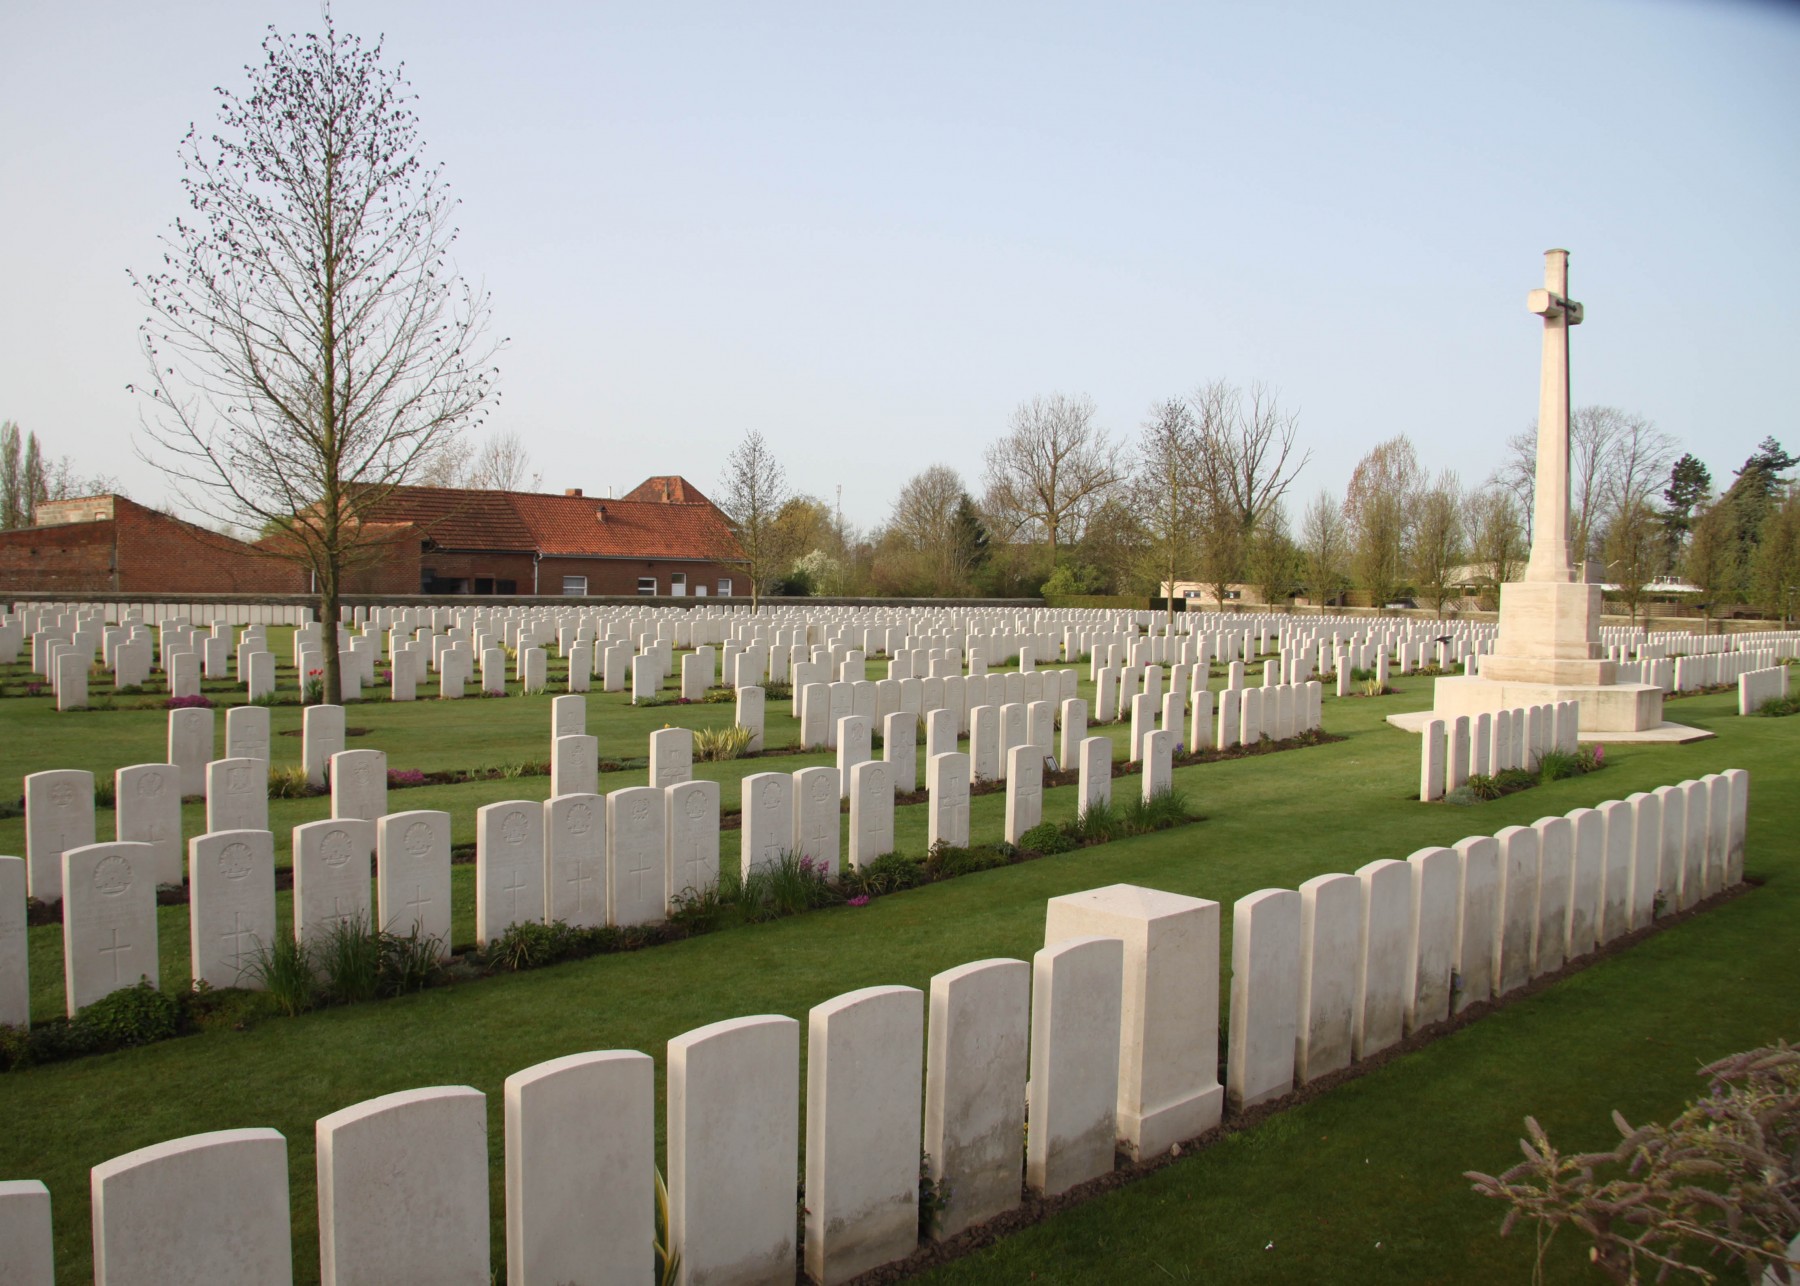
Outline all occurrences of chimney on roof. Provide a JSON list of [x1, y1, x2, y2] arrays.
[[596, 505, 606, 522], [565, 488, 583, 497]]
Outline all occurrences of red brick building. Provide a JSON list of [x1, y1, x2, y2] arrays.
[[343, 476, 747, 596], [0, 496, 304, 594], [0, 479, 745, 599]]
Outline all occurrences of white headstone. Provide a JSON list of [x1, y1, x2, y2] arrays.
[[376, 810, 452, 956], [740, 772, 794, 878], [551, 734, 599, 798], [91, 1128, 292, 1286], [665, 779, 720, 910], [169, 707, 214, 797], [0, 859, 29, 1029], [114, 763, 183, 888], [1404, 846, 1459, 1033], [544, 794, 608, 930], [1227, 888, 1300, 1110], [316, 1085, 490, 1286], [225, 705, 271, 765], [206, 757, 268, 833], [302, 704, 344, 789], [504, 1051, 654, 1286], [293, 818, 375, 945], [847, 760, 894, 869], [1296, 872, 1360, 1084], [188, 829, 277, 991], [923, 957, 1028, 1240], [1494, 825, 1540, 993], [667, 1015, 799, 1286], [1026, 935, 1123, 1197], [606, 786, 665, 927], [61, 841, 159, 1015], [804, 985, 925, 1283], [1003, 744, 1043, 844], [792, 765, 840, 875]]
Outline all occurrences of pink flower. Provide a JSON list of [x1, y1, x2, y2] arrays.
[[847, 895, 870, 907], [1593, 745, 1605, 764]]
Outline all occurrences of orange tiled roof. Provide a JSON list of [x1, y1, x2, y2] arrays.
[[353, 482, 742, 562]]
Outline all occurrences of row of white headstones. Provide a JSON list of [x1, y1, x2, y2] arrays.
[[1419, 699, 1583, 801], [0, 767, 1749, 1286], [7, 675, 1254, 1026]]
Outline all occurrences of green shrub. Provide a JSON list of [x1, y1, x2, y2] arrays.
[[379, 926, 446, 995], [1753, 694, 1800, 717], [1074, 798, 1119, 843], [74, 981, 184, 1047], [243, 932, 317, 1016], [1019, 821, 1075, 855], [314, 914, 384, 1004], [693, 724, 755, 762], [486, 920, 580, 972], [842, 852, 928, 897], [267, 765, 315, 799]]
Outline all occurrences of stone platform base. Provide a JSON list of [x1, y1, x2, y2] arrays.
[[1431, 674, 1670, 734], [1385, 708, 1713, 744]]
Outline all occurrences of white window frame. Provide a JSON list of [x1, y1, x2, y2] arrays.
[[561, 575, 588, 596], [716, 578, 733, 597], [669, 571, 687, 597], [637, 577, 657, 596]]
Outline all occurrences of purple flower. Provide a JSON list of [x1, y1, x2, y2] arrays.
[[847, 895, 870, 907], [165, 694, 214, 710], [386, 769, 426, 787], [1593, 745, 1605, 764]]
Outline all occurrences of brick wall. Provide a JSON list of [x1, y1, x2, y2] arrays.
[[114, 502, 306, 594], [0, 519, 117, 592]]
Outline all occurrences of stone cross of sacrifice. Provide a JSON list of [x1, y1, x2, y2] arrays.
[[1524, 248, 1585, 584]]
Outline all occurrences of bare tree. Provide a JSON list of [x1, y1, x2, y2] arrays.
[[464, 430, 539, 491], [1501, 407, 1674, 565], [1603, 498, 1662, 627], [1466, 485, 1526, 609], [982, 393, 1123, 555], [1130, 398, 1201, 627], [1245, 504, 1302, 609], [1190, 380, 1310, 540], [130, 14, 501, 703], [1345, 436, 1423, 609], [1410, 470, 1466, 614], [887, 464, 968, 595], [716, 429, 789, 609], [1299, 488, 1350, 608]]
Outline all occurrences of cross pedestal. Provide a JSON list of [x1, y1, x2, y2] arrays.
[[1428, 250, 1695, 740]]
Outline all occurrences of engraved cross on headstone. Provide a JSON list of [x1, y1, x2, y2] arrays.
[[503, 866, 528, 921], [406, 883, 433, 922], [99, 927, 131, 983], [1525, 248, 1585, 583], [223, 911, 255, 961]]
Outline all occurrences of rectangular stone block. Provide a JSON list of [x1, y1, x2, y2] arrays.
[[606, 786, 665, 928], [667, 1015, 800, 1286], [61, 841, 159, 1015], [376, 810, 452, 956], [1045, 884, 1223, 1158], [92, 1128, 292, 1286], [316, 1085, 489, 1286], [504, 1051, 654, 1286], [1026, 935, 1124, 1197], [924, 958, 1028, 1240], [805, 986, 925, 1284]]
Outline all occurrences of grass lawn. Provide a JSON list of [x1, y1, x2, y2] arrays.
[[1, 642, 1794, 1284]]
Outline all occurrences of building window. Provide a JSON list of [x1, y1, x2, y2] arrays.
[[669, 571, 686, 596], [561, 575, 587, 596], [637, 577, 657, 595], [496, 580, 517, 595], [717, 578, 732, 597]]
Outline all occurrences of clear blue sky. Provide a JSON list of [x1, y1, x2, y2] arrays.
[[3, 0, 1795, 532]]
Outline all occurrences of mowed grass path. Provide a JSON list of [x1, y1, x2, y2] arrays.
[[1, 648, 1793, 1284]]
